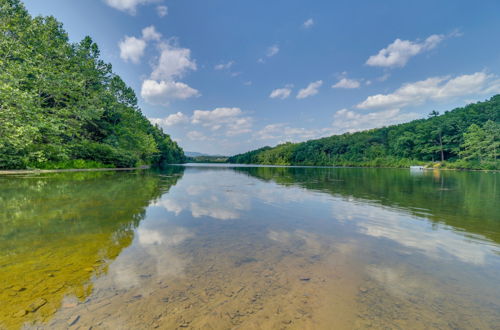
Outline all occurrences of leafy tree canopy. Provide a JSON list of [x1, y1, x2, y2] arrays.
[[0, 0, 185, 169]]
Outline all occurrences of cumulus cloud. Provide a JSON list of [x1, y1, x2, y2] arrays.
[[269, 85, 293, 99], [140, 39, 199, 104], [118, 26, 160, 64], [297, 80, 322, 99], [141, 80, 199, 104], [357, 72, 500, 109], [104, 0, 160, 15], [303, 18, 314, 29], [255, 123, 334, 142], [151, 43, 197, 81], [332, 108, 419, 133], [156, 5, 168, 17], [332, 78, 361, 89], [191, 107, 252, 136], [366, 34, 448, 68], [119, 36, 146, 63], [149, 112, 189, 127], [214, 61, 234, 70], [151, 107, 253, 139], [142, 25, 161, 41]]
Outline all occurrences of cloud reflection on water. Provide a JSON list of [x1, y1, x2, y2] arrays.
[[104, 226, 194, 291], [330, 198, 494, 265]]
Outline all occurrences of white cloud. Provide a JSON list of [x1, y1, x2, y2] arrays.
[[118, 26, 161, 64], [357, 72, 500, 109], [151, 43, 197, 81], [142, 25, 161, 41], [297, 80, 322, 99], [191, 107, 253, 136], [149, 112, 189, 127], [267, 44, 280, 57], [255, 123, 334, 142], [119, 36, 146, 63], [214, 61, 234, 70], [226, 117, 253, 136], [366, 34, 446, 68], [303, 18, 314, 29], [104, 0, 160, 15], [333, 108, 419, 133], [141, 40, 199, 105], [332, 78, 360, 89], [141, 80, 199, 105], [192, 107, 241, 126], [187, 130, 209, 141], [269, 85, 293, 99], [156, 5, 168, 17]]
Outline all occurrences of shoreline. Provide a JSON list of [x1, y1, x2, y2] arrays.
[[0, 166, 150, 175], [1, 164, 497, 175], [188, 163, 498, 172]]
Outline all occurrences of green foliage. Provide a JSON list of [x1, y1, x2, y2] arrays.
[[229, 96, 500, 170], [27, 159, 113, 170], [460, 120, 499, 163], [0, 0, 185, 169]]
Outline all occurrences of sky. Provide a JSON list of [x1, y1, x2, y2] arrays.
[[23, 0, 500, 155]]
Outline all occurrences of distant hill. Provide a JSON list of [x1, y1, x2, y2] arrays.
[[186, 151, 227, 158], [228, 95, 500, 170], [185, 151, 208, 157]]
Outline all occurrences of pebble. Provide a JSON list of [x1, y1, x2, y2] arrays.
[[299, 277, 311, 282], [68, 315, 80, 327], [13, 310, 28, 318], [12, 286, 27, 292], [28, 297, 47, 312], [62, 302, 78, 309]]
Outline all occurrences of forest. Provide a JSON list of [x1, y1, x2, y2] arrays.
[[0, 0, 185, 170], [229, 96, 500, 170]]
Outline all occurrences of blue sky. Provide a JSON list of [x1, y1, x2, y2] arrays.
[[23, 0, 500, 155]]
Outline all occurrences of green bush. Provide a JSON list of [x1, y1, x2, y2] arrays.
[[70, 142, 139, 168], [28, 159, 113, 170]]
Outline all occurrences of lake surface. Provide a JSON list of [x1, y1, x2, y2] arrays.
[[1, 165, 499, 329]]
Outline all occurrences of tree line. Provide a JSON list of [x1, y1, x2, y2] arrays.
[[229, 95, 500, 170], [0, 0, 185, 169]]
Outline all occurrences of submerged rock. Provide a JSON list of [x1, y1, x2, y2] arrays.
[[68, 314, 80, 326], [359, 287, 369, 294], [12, 310, 28, 318], [27, 297, 47, 312]]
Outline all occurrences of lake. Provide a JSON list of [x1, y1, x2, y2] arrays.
[[0, 165, 499, 329]]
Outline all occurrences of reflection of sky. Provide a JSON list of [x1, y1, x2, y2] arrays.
[[99, 222, 194, 292], [98, 167, 499, 299], [267, 229, 323, 253], [152, 168, 499, 267], [330, 198, 497, 266], [153, 170, 253, 220]]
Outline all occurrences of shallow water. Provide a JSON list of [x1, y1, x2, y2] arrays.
[[0, 165, 499, 329]]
